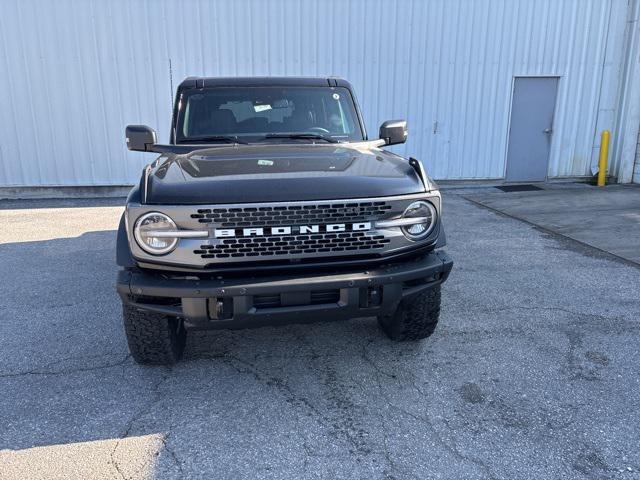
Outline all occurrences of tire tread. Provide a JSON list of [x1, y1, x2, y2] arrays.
[[379, 286, 441, 341], [122, 304, 185, 365]]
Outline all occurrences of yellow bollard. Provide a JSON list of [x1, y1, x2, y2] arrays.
[[597, 130, 610, 187]]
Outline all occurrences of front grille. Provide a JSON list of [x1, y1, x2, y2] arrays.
[[191, 201, 393, 227], [126, 194, 437, 268], [194, 231, 390, 259]]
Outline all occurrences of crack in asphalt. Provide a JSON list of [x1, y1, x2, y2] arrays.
[[109, 371, 178, 480], [394, 405, 498, 480], [0, 354, 131, 379], [488, 305, 634, 323], [446, 304, 635, 326], [360, 339, 498, 480], [159, 427, 185, 479], [213, 352, 331, 468], [211, 347, 393, 471], [360, 342, 408, 480]]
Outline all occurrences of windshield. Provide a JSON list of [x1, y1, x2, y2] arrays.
[[175, 86, 364, 143]]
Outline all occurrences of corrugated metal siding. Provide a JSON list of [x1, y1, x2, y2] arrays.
[[634, 129, 640, 183], [0, 0, 630, 186]]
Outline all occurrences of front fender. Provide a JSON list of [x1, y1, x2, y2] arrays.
[[435, 224, 447, 249], [116, 213, 135, 268]]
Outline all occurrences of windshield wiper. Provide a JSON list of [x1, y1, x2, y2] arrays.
[[182, 135, 248, 145], [262, 133, 339, 143]]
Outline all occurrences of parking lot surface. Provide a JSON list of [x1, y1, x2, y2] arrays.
[[464, 183, 640, 265], [1, 192, 639, 479]]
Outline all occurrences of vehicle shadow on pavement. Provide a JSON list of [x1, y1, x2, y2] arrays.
[[0, 229, 403, 374]]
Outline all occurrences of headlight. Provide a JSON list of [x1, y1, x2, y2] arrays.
[[401, 201, 437, 240], [134, 212, 178, 255]]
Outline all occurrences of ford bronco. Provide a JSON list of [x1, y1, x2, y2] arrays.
[[117, 77, 453, 365]]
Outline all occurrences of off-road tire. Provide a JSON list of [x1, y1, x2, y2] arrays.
[[378, 285, 441, 341], [123, 304, 186, 365]]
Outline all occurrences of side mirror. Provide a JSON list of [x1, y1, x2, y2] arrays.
[[125, 125, 157, 152], [379, 120, 408, 146]]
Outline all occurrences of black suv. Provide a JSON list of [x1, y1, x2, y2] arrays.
[[117, 77, 453, 365]]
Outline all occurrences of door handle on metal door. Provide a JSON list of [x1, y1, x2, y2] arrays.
[[543, 128, 553, 134]]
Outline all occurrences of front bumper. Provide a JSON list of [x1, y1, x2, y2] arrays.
[[116, 251, 453, 329]]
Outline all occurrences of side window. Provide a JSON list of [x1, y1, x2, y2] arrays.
[[182, 99, 191, 137]]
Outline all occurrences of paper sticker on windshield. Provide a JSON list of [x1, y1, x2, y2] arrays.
[[332, 93, 340, 100], [258, 159, 274, 166]]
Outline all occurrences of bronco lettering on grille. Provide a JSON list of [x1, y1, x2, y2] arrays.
[[213, 222, 372, 238]]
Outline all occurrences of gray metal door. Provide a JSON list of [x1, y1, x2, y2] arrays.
[[505, 77, 558, 182]]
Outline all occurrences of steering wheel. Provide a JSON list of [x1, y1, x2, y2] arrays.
[[308, 127, 330, 134]]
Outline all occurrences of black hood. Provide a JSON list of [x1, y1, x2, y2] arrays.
[[144, 144, 425, 204]]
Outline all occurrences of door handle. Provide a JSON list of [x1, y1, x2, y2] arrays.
[[543, 128, 553, 134]]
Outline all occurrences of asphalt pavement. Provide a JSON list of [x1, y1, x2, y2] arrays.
[[1, 191, 639, 479]]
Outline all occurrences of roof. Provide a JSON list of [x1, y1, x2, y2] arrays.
[[177, 76, 353, 91]]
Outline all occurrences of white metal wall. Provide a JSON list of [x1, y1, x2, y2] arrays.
[[0, 0, 632, 186], [635, 131, 640, 183]]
